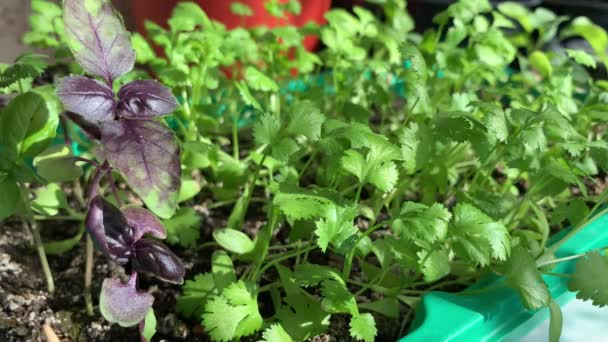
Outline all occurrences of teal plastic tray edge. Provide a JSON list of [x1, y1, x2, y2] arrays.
[[399, 211, 608, 342]]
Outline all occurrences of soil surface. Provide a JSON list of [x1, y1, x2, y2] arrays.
[[0, 200, 406, 342]]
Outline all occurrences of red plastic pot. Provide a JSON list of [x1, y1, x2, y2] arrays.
[[132, 0, 331, 51]]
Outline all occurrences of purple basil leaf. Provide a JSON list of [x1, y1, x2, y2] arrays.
[[101, 119, 181, 219], [132, 238, 185, 284], [57, 76, 115, 122], [85, 196, 135, 264], [123, 206, 167, 241], [65, 111, 102, 140], [99, 274, 154, 327], [63, 0, 135, 84], [117, 80, 178, 119]]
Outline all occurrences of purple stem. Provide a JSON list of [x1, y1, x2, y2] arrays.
[[65, 111, 102, 141], [87, 166, 105, 202], [106, 170, 123, 207]]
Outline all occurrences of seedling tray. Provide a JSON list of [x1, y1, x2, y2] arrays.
[[399, 211, 608, 341]]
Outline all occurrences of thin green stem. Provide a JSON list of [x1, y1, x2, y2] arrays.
[[536, 253, 589, 268], [252, 208, 281, 280], [298, 150, 317, 181], [342, 218, 395, 279], [19, 183, 55, 293], [232, 118, 240, 160], [84, 236, 94, 316], [541, 271, 571, 279], [354, 182, 364, 204], [257, 245, 317, 278], [34, 214, 84, 221]]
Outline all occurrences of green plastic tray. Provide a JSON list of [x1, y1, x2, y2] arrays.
[[399, 211, 608, 342]]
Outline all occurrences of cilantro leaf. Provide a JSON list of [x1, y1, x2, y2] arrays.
[[568, 252, 608, 307], [202, 281, 263, 341], [349, 313, 377, 342], [0, 53, 48, 89], [503, 246, 550, 310], [176, 273, 218, 319], [399, 122, 421, 174], [276, 266, 331, 340], [286, 100, 325, 141], [245, 67, 279, 92], [341, 135, 401, 192], [565, 49, 597, 68], [162, 208, 201, 247], [273, 185, 343, 221], [314, 204, 358, 252], [261, 324, 293, 342], [450, 203, 510, 266], [392, 202, 451, 243], [417, 248, 451, 282]]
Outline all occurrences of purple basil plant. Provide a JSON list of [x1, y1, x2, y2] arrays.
[[56, 0, 184, 331]]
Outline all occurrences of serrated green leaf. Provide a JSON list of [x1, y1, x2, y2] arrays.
[[273, 185, 341, 221], [168, 2, 209, 32], [0, 53, 47, 88], [162, 208, 200, 247], [321, 279, 357, 314], [260, 324, 293, 342], [392, 202, 451, 243], [399, 122, 421, 174], [275, 266, 330, 339], [245, 67, 279, 92], [565, 49, 597, 68], [315, 204, 358, 252], [568, 252, 608, 306], [176, 273, 218, 319], [349, 313, 377, 342], [294, 263, 345, 287], [418, 248, 451, 282], [286, 100, 325, 141], [451, 203, 510, 266], [202, 281, 263, 341], [254, 113, 281, 146]]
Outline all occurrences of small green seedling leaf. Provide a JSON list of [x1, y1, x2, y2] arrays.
[[213, 228, 255, 254], [529, 50, 553, 78], [33, 145, 83, 182], [32, 183, 68, 216], [141, 309, 157, 342]]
